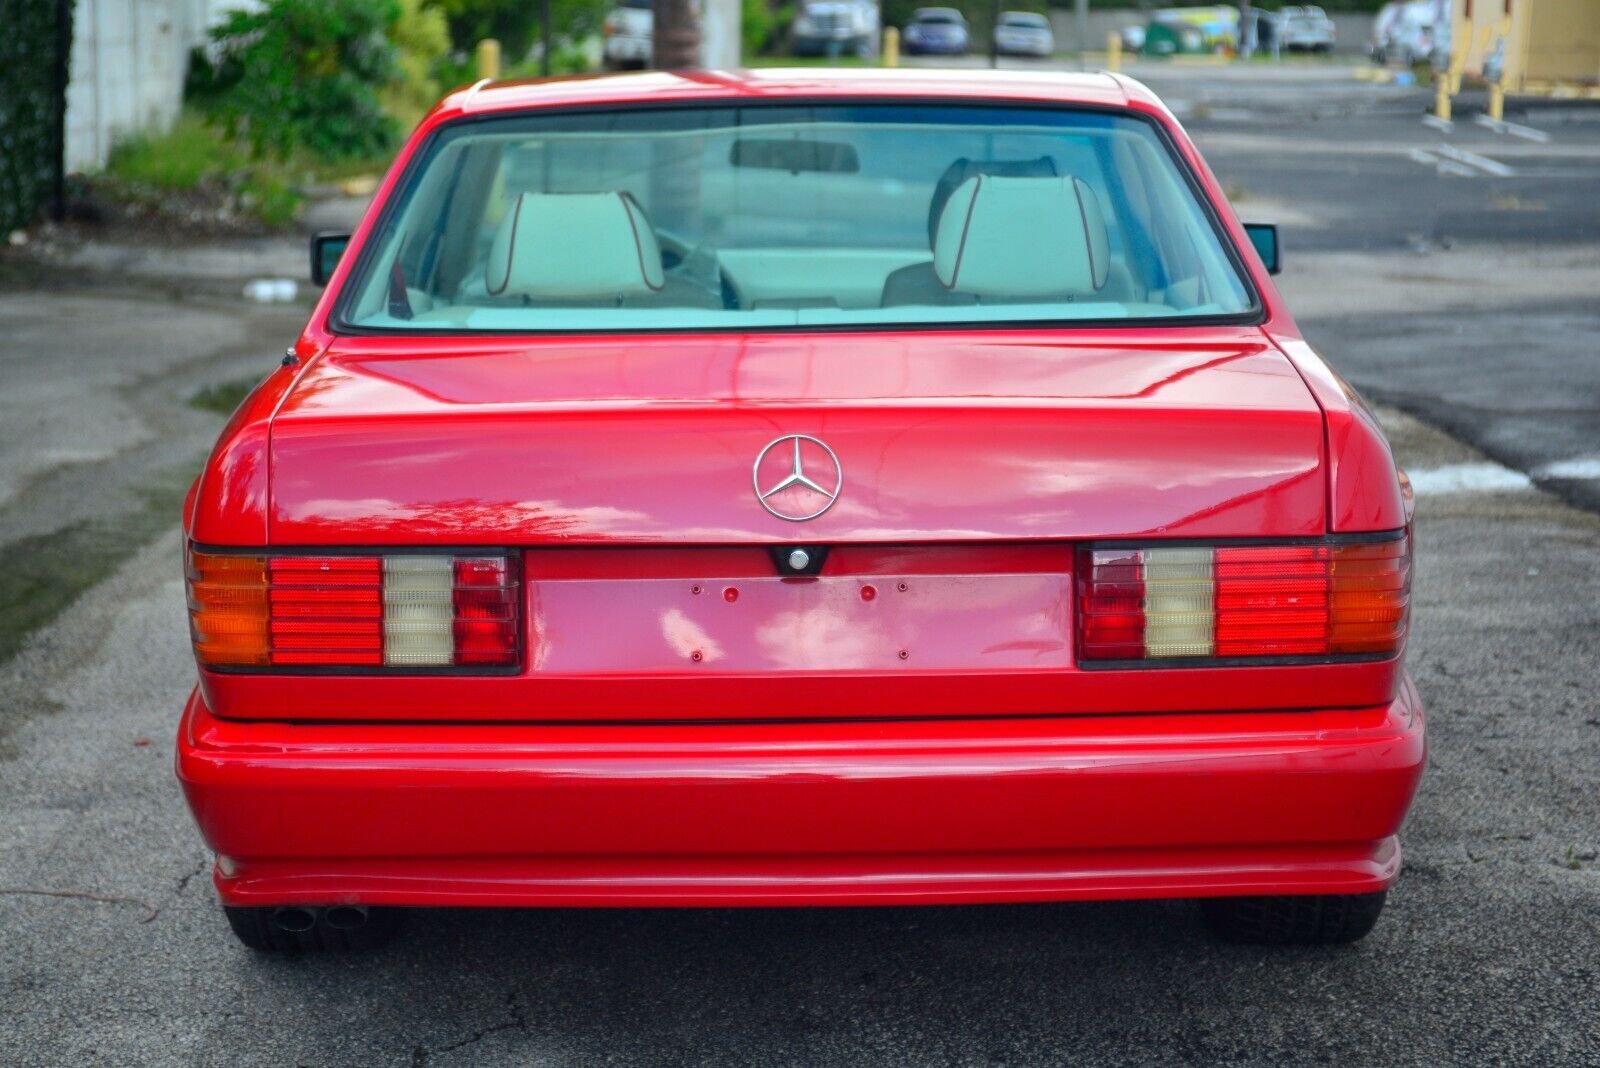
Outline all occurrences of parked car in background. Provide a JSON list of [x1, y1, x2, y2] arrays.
[[602, 0, 652, 70], [792, 0, 880, 57], [902, 7, 969, 55], [1372, 0, 1443, 65], [994, 10, 1054, 57], [1119, 23, 1146, 53], [1279, 4, 1336, 52]]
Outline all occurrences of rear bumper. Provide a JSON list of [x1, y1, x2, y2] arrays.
[[176, 679, 1425, 907]]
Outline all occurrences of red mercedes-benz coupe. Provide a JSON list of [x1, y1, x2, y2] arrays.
[[177, 69, 1423, 951]]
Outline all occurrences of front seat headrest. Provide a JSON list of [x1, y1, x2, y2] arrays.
[[932, 175, 1111, 299], [486, 192, 664, 300]]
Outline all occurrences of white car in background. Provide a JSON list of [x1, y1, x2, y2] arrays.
[[994, 11, 1054, 57], [791, 0, 880, 57], [1372, 0, 1444, 65], [602, 0, 653, 69], [1279, 4, 1336, 52]]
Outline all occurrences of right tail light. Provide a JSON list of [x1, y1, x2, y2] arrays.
[[1077, 533, 1410, 663]]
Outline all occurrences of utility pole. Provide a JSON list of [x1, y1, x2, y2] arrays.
[[989, 0, 1000, 67], [52, 0, 72, 221], [541, 0, 552, 75], [1075, 0, 1089, 70], [652, 0, 702, 68], [1239, 0, 1253, 58]]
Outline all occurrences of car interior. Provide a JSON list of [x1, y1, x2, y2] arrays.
[[343, 112, 1252, 329]]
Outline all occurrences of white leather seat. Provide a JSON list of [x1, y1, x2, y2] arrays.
[[486, 192, 665, 300], [932, 176, 1110, 299]]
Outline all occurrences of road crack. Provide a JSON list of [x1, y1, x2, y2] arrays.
[[410, 990, 526, 1066]]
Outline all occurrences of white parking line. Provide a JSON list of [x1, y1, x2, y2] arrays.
[[1538, 457, 1600, 480], [1431, 143, 1518, 177], [1406, 462, 1533, 495], [1474, 113, 1552, 143], [1409, 146, 1492, 178]]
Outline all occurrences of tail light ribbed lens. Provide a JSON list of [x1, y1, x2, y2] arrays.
[[1077, 534, 1409, 663], [186, 548, 521, 670]]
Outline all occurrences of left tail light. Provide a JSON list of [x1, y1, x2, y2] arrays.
[[186, 548, 520, 671]]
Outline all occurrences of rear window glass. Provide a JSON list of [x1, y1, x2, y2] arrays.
[[340, 103, 1256, 333]]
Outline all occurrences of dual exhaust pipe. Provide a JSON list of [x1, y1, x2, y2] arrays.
[[271, 904, 369, 933]]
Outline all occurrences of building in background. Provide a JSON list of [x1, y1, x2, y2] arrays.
[[65, 0, 254, 173]]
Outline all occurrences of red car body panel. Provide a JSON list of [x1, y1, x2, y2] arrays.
[[180, 680, 1423, 907], [177, 69, 1423, 909]]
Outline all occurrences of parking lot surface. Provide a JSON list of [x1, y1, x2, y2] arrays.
[[1, 63, 1597, 1066]]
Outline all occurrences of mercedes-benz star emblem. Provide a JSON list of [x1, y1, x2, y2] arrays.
[[753, 435, 842, 522]]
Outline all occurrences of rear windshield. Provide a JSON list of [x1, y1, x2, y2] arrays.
[[340, 104, 1256, 333]]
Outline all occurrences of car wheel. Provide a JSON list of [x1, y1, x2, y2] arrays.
[[1200, 891, 1387, 945], [223, 904, 400, 952]]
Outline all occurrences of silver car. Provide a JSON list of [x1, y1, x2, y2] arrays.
[[1280, 4, 1336, 52], [994, 11, 1054, 57]]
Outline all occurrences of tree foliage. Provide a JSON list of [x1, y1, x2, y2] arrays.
[[425, 0, 605, 62], [194, 0, 403, 162]]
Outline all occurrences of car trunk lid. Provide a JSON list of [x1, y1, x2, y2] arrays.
[[216, 327, 1353, 722]]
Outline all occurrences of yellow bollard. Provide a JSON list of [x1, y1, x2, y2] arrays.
[[1433, 74, 1452, 123], [475, 38, 502, 81], [1488, 81, 1505, 121], [882, 27, 899, 68], [1106, 32, 1121, 73]]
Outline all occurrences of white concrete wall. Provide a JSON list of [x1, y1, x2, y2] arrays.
[[65, 0, 252, 173]]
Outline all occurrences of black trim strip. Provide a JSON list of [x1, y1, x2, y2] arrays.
[[1077, 653, 1398, 672], [191, 542, 520, 557], [328, 97, 1267, 338], [1080, 529, 1407, 551]]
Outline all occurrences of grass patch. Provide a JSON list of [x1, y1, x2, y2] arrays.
[[0, 476, 189, 667], [101, 112, 304, 228], [188, 377, 261, 416]]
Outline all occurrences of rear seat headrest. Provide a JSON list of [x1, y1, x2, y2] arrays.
[[932, 176, 1110, 299], [487, 192, 664, 300]]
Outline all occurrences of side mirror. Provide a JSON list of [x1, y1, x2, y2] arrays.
[[1243, 222, 1280, 275], [310, 231, 351, 286]]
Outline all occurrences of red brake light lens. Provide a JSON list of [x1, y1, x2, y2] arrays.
[[453, 556, 520, 666], [1077, 534, 1410, 663], [187, 548, 520, 671]]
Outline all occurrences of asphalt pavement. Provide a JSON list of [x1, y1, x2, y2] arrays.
[[1, 61, 1597, 1067]]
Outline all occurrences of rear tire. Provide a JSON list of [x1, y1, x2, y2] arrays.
[[1200, 891, 1387, 945], [223, 905, 400, 952]]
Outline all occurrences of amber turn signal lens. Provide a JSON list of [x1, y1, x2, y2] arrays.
[[186, 550, 270, 666]]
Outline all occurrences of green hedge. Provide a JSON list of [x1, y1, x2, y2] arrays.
[[0, 1, 72, 234]]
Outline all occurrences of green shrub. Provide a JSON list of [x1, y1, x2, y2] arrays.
[[0, 0, 72, 233], [743, 0, 793, 57], [195, 0, 403, 163], [104, 113, 304, 228]]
